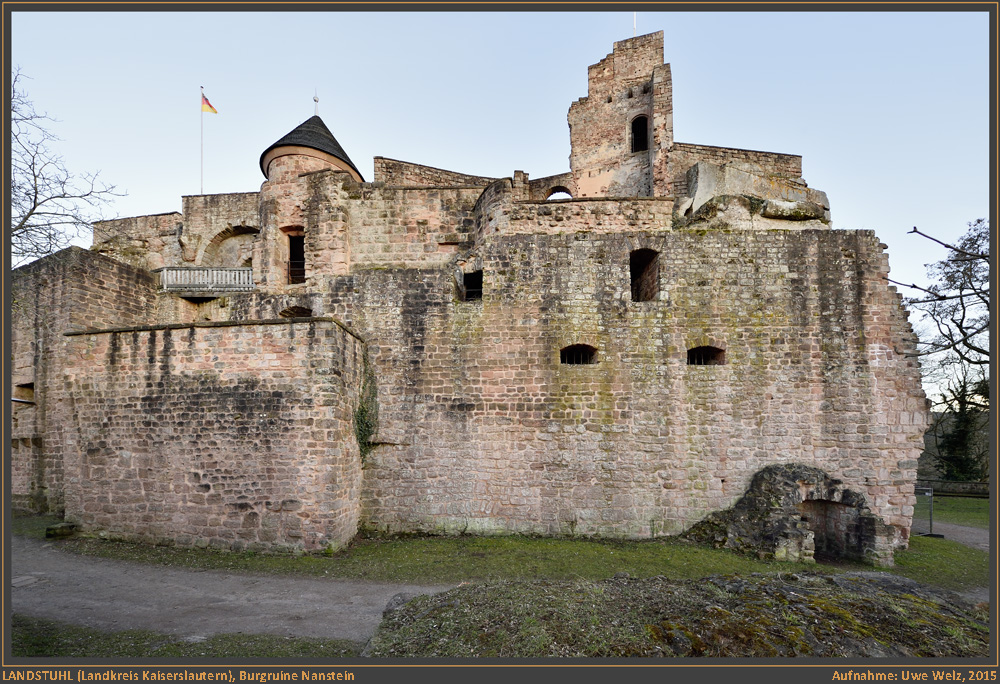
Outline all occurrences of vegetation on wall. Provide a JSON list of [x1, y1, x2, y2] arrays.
[[353, 347, 379, 461]]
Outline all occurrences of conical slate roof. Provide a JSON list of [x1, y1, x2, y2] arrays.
[[259, 115, 363, 180]]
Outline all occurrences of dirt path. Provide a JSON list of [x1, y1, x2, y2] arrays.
[[10, 536, 454, 643]]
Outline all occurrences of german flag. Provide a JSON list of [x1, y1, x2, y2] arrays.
[[201, 93, 218, 114]]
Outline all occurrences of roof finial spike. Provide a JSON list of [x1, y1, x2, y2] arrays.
[[314, 90, 319, 117]]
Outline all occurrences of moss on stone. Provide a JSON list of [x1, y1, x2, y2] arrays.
[[353, 347, 379, 462]]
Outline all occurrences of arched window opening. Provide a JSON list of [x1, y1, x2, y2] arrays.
[[687, 346, 726, 366], [560, 344, 598, 365], [546, 186, 573, 201], [631, 115, 649, 153], [279, 306, 313, 318], [461, 270, 483, 301], [629, 248, 659, 302], [201, 226, 259, 268]]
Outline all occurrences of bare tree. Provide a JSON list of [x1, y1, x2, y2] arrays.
[[891, 220, 990, 483], [10, 69, 121, 264], [890, 219, 989, 368]]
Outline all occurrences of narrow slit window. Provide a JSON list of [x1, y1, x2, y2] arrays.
[[288, 234, 305, 284], [462, 270, 483, 301], [687, 346, 726, 366], [631, 115, 649, 153], [630, 248, 659, 302], [560, 344, 597, 365]]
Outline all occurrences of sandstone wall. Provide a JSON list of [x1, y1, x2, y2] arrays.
[[356, 228, 927, 546], [505, 198, 675, 236], [93, 193, 259, 271], [11, 248, 159, 513], [347, 186, 483, 268], [373, 157, 496, 187], [53, 318, 365, 551], [257, 169, 485, 291], [667, 143, 802, 198], [568, 32, 672, 198]]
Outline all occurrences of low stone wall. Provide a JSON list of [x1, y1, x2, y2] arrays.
[[54, 317, 365, 552], [373, 157, 496, 187], [917, 480, 990, 497]]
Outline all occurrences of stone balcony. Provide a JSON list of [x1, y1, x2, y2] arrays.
[[155, 267, 255, 295]]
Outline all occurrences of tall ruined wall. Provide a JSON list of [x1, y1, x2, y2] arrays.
[[569, 32, 672, 198], [53, 318, 365, 551], [12, 248, 159, 513], [357, 228, 927, 546]]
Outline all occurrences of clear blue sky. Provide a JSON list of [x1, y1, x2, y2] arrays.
[[11, 10, 991, 308]]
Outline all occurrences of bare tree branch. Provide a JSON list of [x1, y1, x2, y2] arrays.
[[897, 220, 989, 369], [10, 68, 123, 265]]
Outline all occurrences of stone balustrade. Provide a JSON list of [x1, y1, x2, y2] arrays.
[[157, 267, 254, 292]]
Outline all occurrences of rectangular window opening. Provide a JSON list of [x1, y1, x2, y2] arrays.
[[14, 383, 35, 404], [463, 270, 483, 301]]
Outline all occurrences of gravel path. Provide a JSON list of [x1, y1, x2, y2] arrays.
[[10, 536, 454, 643]]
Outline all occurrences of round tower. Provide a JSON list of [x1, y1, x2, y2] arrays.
[[257, 116, 363, 288]]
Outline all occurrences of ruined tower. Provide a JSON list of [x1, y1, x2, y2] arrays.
[[568, 31, 673, 198]]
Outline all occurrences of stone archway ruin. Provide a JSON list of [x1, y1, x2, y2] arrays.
[[684, 463, 897, 567]]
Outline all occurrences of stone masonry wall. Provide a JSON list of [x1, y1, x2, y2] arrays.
[[93, 193, 259, 270], [357, 228, 926, 546], [667, 143, 803, 198], [258, 168, 485, 291], [92, 213, 183, 271], [373, 157, 496, 187], [504, 198, 675, 236], [569, 32, 672, 198], [12, 248, 159, 513], [182, 193, 260, 265], [347, 185, 484, 269], [53, 318, 365, 551]]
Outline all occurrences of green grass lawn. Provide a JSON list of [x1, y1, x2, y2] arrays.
[[11, 513, 990, 658], [893, 534, 990, 592], [914, 495, 992, 530], [13, 514, 988, 590]]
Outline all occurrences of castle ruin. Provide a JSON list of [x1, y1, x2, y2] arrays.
[[11, 33, 929, 566]]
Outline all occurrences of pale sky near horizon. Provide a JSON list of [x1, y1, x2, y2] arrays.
[[10, 9, 993, 390]]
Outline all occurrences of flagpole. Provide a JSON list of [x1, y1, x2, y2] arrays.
[[200, 86, 204, 195]]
